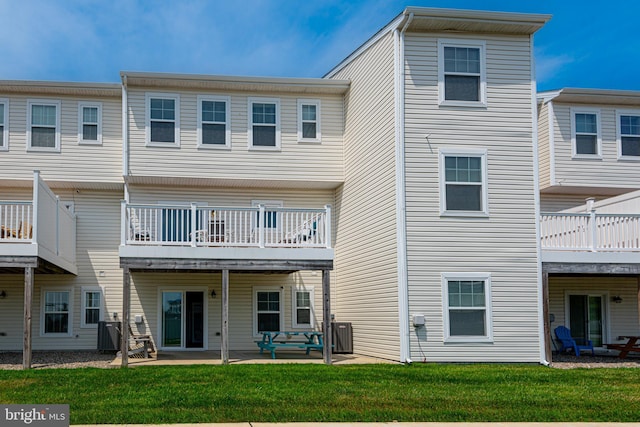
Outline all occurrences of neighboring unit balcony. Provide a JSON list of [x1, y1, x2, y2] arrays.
[[0, 171, 77, 274], [119, 202, 334, 263], [540, 212, 640, 263]]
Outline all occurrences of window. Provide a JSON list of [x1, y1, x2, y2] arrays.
[[571, 108, 601, 157], [617, 111, 640, 158], [254, 289, 282, 334], [249, 98, 280, 149], [252, 200, 282, 230], [146, 93, 180, 146], [297, 99, 321, 142], [439, 149, 488, 216], [28, 100, 60, 151], [438, 39, 486, 106], [198, 95, 230, 148], [81, 287, 103, 328], [0, 99, 7, 151], [42, 289, 72, 336], [292, 288, 314, 328], [443, 273, 492, 342], [78, 102, 102, 144]]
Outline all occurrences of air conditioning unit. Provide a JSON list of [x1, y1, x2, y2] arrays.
[[331, 322, 353, 354], [97, 321, 121, 352]]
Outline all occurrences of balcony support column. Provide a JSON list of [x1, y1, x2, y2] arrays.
[[322, 269, 332, 365], [22, 266, 34, 370], [121, 266, 131, 367], [542, 269, 552, 364], [221, 269, 229, 365]]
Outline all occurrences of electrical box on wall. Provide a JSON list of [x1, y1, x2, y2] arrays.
[[134, 315, 143, 324], [412, 314, 425, 327]]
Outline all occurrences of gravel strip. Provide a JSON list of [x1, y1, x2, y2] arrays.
[[551, 353, 640, 369], [0, 351, 115, 370]]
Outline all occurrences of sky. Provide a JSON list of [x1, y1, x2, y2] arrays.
[[0, 0, 638, 92]]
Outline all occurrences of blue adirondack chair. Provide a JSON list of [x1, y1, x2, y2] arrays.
[[554, 325, 594, 356]]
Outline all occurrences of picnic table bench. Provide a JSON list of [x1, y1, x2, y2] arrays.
[[606, 336, 640, 359], [256, 331, 324, 359]]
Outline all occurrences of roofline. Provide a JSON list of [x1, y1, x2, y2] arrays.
[[120, 71, 350, 93], [325, 7, 551, 79], [539, 88, 640, 105], [0, 80, 121, 96]]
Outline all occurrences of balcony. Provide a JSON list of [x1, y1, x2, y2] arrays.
[[119, 202, 334, 266], [0, 171, 77, 274], [540, 212, 640, 264]]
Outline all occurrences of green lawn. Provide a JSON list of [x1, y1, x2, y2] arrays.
[[1, 364, 640, 424]]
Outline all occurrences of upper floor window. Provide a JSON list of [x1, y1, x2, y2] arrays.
[[0, 99, 7, 151], [439, 148, 488, 216], [249, 98, 280, 150], [443, 273, 493, 343], [198, 95, 230, 148], [78, 102, 102, 145], [438, 39, 486, 107], [571, 108, 601, 158], [617, 111, 640, 158], [146, 93, 180, 146], [297, 99, 321, 143], [28, 100, 60, 152]]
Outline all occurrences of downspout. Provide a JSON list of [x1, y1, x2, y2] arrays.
[[394, 11, 413, 363], [121, 74, 130, 203], [530, 34, 549, 366]]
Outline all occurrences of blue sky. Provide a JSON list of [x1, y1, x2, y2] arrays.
[[0, 0, 637, 91]]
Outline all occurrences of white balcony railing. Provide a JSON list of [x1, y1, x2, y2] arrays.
[[541, 212, 640, 252], [0, 202, 32, 241], [122, 202, 332, 249]]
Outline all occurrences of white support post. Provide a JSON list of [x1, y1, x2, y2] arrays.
[[258, 204, 265, 248], [221, 269, 229, 365], [324, 205, 332, 249], [120, 200, 127, 246], [190, 203, 198, 247], [121, 267, 131, 368], [55, 196, 60, 255], [322, 270, 332, 365], [23, 267, 34, 370], [31, 171, 39, 243], [590, 208, 597, 252]]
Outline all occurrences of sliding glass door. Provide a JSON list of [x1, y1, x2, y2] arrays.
[[161, 291, 205, 349]]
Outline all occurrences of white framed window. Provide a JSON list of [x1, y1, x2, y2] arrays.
[[438, 39, 486, 107], [571, 108, 601, 158], [146, 93, 180, 146], [248, 97, 280, 150], [78, 102, 102, 145], [81, 287, 103, 328], [197, 95, 230, 149], [251, 200, 282, 231], [27, 100, 61, 152], [442, 272, 492, 343], [616, 110, 640, 159], [41, 288, 73, 336], [253, 287, 283, 336], [439, 148, 488, 216], [0, 98, 8, 151], [292, 287, 315, 328], [297, 99, 321, 143]]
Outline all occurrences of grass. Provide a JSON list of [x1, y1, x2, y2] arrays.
[[1, 364, 640, 424]]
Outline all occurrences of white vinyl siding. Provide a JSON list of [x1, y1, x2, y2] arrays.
[[438, 39, 486, 107], [329, 32, 401, 361], [248, 97, 280, 150], [439, 148, 488, 216], [405, 33, 540, 362], [292, 287, 314, 328], [443, 273, 493, 343], [0, 98, 7, 150], [78, 102, 102, 145], [537, 101, 551, 190], [571, 108, 601, 158], [198, 95, 230, 149], [27, 100, 61, 152], [146, 93, 180, 147], [616, 110, 640, 160], [297, 99, 321, 143]]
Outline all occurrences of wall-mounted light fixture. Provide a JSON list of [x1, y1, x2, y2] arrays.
[[612, 296, 623, 304], [0, 291, 6, 298], [210, 290, 217, 299]]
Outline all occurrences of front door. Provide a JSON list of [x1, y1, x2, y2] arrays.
[[161, 291, 205, 349], [569, 294, 604, 347]]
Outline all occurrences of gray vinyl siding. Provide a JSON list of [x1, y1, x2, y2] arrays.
[[330, 32, 401, 361], [0, 95, 122, 184], [0, 189, 122, 351], [126, 90, 344, 185], [552, 102, 640, 190], [404, 33, 541, 362], [537, 101, 551, 190], [548, 276, 639, 348]]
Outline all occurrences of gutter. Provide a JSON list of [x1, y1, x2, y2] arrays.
[[394, 11, 413, 364]]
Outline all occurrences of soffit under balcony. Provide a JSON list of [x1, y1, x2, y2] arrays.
[[125, 175, 343, 190]]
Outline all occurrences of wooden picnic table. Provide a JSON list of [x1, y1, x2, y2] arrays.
[[606, 336, 640, 359], [256, 331, 324, 359]]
